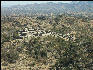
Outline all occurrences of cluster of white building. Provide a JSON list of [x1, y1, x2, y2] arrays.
[[18, 26, 76, 42]]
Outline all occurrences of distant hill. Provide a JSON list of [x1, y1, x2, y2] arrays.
[[1, 1, 93, 16]]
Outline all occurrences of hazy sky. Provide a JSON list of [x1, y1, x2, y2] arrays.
[[1, 1, 71, 7]]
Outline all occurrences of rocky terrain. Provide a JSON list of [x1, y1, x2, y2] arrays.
[[1, 1, 93, 70]]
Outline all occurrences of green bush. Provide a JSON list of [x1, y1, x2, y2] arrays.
[[1, 46, 19, 64], [40, 50, 47, 58]]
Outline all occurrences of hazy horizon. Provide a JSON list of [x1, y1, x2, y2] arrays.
[[1, 1, 71, 7]]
